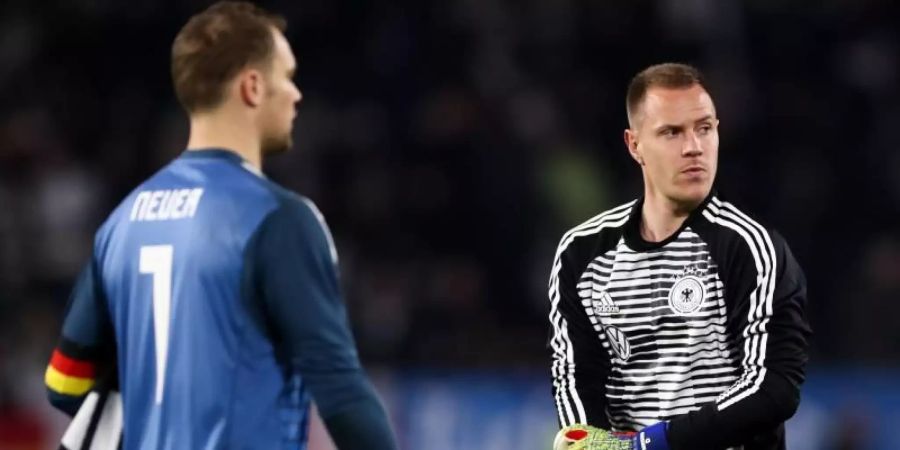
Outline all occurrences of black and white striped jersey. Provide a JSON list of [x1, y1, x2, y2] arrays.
[[548, 192, 811, 450]]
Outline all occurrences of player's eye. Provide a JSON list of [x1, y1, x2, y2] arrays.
[[697, 124, 711, 135], [660, 128, 679, 138]]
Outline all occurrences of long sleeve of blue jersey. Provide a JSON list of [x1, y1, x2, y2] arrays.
[[248, 196, 398, 450], [45, 259, 116, 416]]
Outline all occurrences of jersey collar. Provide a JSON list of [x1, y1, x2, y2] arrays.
[[623, 189, 716, 251], [181, 148, 265, 178]]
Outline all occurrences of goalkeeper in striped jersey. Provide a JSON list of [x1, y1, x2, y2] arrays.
[[548, 63, 811, 450]]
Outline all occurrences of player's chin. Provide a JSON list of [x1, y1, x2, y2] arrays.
[[262, 133, 293, 155], [673, 180, 712, 204]]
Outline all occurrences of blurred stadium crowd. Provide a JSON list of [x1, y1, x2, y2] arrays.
[[1, 0, 899, 448]]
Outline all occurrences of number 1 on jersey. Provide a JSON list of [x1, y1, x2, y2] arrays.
[[139, 245, 173, 405]]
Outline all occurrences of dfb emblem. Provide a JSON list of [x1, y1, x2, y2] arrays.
[[604, 326, 631, 361], [668, 264, 707, 315]]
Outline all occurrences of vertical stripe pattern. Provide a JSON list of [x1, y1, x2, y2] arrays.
[[703, 198, 777, 411], [549, 201, 635, 426]]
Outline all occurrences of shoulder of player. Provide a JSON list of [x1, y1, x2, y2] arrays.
[[253, 188, 339, 264], [256, 183, 336, 246], [255, 184, 325, 232], [553, 199, 636, 261], [696, 193, 788, 263]]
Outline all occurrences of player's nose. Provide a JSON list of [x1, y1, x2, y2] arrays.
[[683, 130, 702, 156]]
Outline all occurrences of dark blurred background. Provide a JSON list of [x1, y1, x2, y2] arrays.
[[1, 1, 899, 449]]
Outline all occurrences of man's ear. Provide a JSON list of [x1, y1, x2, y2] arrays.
[[624, 128, 644, 166], [238, 69, 264, 107]]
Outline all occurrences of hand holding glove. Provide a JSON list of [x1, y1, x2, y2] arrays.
[[553, 422, 669, 450]]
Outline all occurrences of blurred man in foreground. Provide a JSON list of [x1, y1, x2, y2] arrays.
[[45, 2, 397, 448]]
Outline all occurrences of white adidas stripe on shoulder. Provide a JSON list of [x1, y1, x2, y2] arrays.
[[553, 200, 637, 262], [548, 200, 636, 426], [301, 197, 339, 264], [701, 196, 777, 411]]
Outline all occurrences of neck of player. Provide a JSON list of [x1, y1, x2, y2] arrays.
[[640, 192, 700, 243], [186, 112, 262, 170]]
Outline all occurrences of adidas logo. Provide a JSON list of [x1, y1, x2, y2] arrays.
[[591, 290, 619, 315]]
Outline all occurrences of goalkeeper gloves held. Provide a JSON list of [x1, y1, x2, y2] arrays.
[[553, 422, 669, 450], [552, 424, 629, 450]]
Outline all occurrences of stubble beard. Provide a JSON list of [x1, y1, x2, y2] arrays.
[[261, 130, 292, 155]]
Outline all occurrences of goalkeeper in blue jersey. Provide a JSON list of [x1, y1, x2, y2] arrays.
[[44, 2, 397, 449]]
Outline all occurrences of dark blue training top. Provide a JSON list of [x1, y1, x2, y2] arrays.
[[52, 149, 395, 449]]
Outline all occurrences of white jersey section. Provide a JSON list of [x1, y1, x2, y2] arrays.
[[578, 228, 739, 430]]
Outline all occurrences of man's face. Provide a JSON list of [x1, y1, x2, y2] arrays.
[[259, 29, 302, 155], [625, 84, 719, 208]]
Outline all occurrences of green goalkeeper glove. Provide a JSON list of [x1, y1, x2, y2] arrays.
[[552, 424, 632, 450]]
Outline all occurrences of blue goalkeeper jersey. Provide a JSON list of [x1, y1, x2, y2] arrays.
[[47, 149, 386, 450]]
